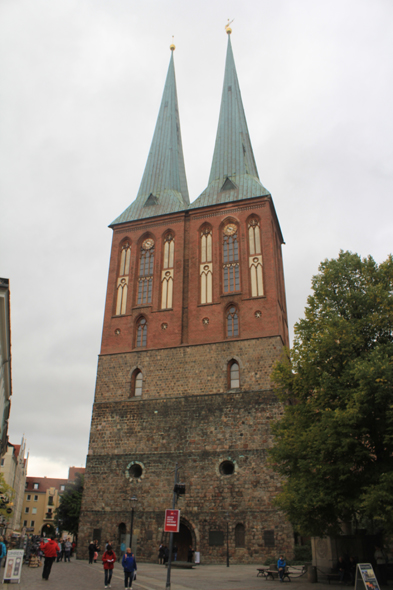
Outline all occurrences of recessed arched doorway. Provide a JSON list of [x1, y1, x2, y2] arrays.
[[41, 523, 56, 537], [173, 521, 193, 562]]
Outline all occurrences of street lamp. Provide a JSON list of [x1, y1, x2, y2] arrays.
[[129, 496, 137, 553]]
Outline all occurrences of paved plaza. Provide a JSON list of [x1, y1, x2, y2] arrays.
[[7, 558, 337, 590]]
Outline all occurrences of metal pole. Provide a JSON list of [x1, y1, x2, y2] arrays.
[[130, 507, 134, 552], [165, 462, 178, 590], [226, 520, 229, 567]]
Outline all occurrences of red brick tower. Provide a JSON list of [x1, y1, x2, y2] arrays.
[[79, 32, 292, 563]]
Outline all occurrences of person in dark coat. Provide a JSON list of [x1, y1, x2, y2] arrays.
[[88, 541, 97, 564], [187, 545, 194, 563], [122, 547, 137, 590]]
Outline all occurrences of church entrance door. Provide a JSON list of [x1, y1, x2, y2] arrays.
[[173, 522, 193, 562]]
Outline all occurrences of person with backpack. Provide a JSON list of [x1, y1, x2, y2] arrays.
[[122, 547, 137, 590]]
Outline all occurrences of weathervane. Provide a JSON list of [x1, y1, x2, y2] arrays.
[[225, 18, 234, 34], [170, 35, 175, 51]]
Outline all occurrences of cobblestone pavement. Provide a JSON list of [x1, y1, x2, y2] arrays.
[[11, 559, 331, 590]]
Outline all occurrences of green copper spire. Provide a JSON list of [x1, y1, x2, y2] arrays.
[[111, 49, 189, 226], [190, 33, 270, 210]]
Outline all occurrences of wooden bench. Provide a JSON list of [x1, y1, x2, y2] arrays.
[[258, 565, 291, 581]]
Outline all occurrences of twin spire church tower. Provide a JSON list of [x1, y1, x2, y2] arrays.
[[79, 31, 293, 562]]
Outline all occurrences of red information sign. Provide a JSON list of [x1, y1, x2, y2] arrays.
[[164, 509, 180, 533]]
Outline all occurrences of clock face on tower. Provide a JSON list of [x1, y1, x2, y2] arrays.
[[142, 238, 154, 250], [223, 223, 237, 236]]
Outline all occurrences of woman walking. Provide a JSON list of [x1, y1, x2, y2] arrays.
[[102, 544, 116, 588], [122, 547, 137, 590]]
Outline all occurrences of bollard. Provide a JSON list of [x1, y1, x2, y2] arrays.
[[307, 565, 318, 583]]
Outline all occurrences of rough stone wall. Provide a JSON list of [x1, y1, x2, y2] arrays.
[[78, 339, 294, 563]]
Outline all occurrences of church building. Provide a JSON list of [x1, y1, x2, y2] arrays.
[[78, 29, 293, 563]]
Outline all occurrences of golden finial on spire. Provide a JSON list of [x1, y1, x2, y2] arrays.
[[170, 35, 176, 51], [225, 18, 234, 34]]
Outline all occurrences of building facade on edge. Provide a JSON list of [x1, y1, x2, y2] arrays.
[[79, 31, 293, 563], [0, 438, 28, 534], [0, 278, 12, 458]]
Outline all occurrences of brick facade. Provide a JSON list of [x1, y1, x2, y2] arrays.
[[78, 197, 294, 563]]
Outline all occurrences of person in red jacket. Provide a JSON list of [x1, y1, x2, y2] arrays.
[[102, 544, 116, 588], [40, 537, 60, 580]]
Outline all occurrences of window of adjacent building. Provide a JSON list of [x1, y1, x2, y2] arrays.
[[200, 227, 213, 304], [48, 496, 54, 506], [34, 495, 38, 501], [60, 485, 65, 491], [227, 307, 239, 338], [25, 507, 29, 513], [223, 223, 240, 293], [161, 234, 174, 309], [235, 523, 245, 548], [132, 370, 143, 397], [136, 317, 147, 347], [248, 218, 263, 297], [32, 507, 37, 515], [228, 360, 240, 389], [23, 520, 27, 527], [26, 494, 31, 501], [137, 239, 154, 305], [115, 241, 131, 315], [0, 459, 4, 466], [30, 520, 35, 527], [33, 483, 39, 490]]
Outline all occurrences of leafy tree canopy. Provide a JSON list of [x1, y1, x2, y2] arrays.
[[0, 473, 14, 522], [54, 473, 84, 537], [269, 251, 393, 537]]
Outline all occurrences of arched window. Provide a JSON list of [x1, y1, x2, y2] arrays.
[[200, 227, 213, 303], [228, 361, 240, 389], [223, 223, 240, 293], [131, 370, 143, 397], [138, 238, 154, 305], [248, 219, 263, 297], [136, 318, 147, 347], [161, 234, 174, 309], [235, 523, 245, 548], [115, 241, 131, 315], [227, 306, 239, 337]]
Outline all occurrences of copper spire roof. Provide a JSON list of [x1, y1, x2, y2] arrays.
[[189, 33, 270, 210], [111, 49, 189, 226]]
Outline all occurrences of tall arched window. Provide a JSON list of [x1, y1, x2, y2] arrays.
[[138, 238, 154, 305], [131, 370, 143, 397], [235, 523, 245, 548], [248, 219, 263, 297], [115, 241, 131, 315], [136, 318, 147, 347], [161, 234, 174, 309], [228, 360, 240, 389], [227, 306, 239, 337], [200, 227, 213, 303], [223, 223, 240, 293]]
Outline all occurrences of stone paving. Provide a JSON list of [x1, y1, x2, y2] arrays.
[[7, 558, 334, 590]]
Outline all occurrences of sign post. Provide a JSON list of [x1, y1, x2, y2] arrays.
[[355, 563, 381, 590]]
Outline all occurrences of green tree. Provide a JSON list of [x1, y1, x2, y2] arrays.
[[54, 473, 84, 536], [0, 473, 14, 521], [269, 251, 393, 537]]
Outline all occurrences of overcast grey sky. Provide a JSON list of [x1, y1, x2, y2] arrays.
[[1, 0, 392, 478]]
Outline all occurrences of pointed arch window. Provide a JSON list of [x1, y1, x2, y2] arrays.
[[228, 360, 240, 389], [227, 306, 239, 338], [200, 227, 213, 304], [115, 241, 131, 315], [223, 224, 240, 293], [161, 234, 174, 309], [235, 523, 245, 548], [131, 370, 143, 397], [138, 239, 154, 305], [248, 219, 264, 297], [136, 317, 147, 347]]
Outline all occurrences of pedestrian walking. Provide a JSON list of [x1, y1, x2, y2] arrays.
[[158, 544, 164, 564], [88, 541, 97, 564], [56, 540, 63, 562], [64, 538, 72, 562], [102, 544, 116, 588], [187, 545, 194, 563], [122, 547, 137, 590], [40, 537, 60, 581]]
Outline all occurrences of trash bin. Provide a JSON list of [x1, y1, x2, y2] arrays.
[[307, 565, 318, 583]]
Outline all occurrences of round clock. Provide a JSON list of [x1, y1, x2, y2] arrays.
[[223, 223, 237, 236], [142, 238, 154, 250]]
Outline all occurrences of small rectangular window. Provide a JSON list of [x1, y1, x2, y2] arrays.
[[209, 531, 224, 546], [34, 495, 38, 501], [23, 520, 27, 527], [60, 485, 65, 491], [33, 483, 39, 490], [30, 520, 35, 527], [1, 459, 4, 466], [26, 494, 31, 501], [263, 530, 275, 547], [32, 508, 37, 515], [25, 507, 29, 513]]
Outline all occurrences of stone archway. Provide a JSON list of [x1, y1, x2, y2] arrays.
[[173, 520, 194, 562], [41, 523, 56, 537]]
